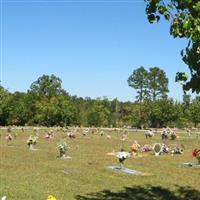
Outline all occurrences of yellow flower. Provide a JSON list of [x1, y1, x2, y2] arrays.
[[47, 195, 57, 200]]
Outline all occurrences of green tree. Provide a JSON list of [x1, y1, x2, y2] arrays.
[[28, 74, 73, 126], [128, 66, 148, 103], [120, 102, 135, 127], [30, 74, 67, 98], [134, 102, 151, 128], [128, 67, 150, 128], [148, 67, 169, 100], [149, 98, 181, 127], [0, 86, 12, 125], [189, 97, 200, 127], [34, 96, 75, 127], [183, 93, 191, 107], [71, 96, 95, 127], [145, 0, 200, 93], [182, 93, 191, 118], [109, 98, 121, 127], [7, 92, 29, 125], [87, 98, 110, 127]]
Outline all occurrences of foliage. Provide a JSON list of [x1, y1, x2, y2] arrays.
[[189, 97, 200, 127], [0, 86, 12, 125], [148, 67, 169, 100], [33, 96, 76, 127], [29, 74, 67, 98], [128, 66, 149, 103], [87, 98, 111, 127], [0, 74, 200, 128], [128, 66, 169, 102], [128, 67, 169, 127], [149, 98, 182, 127], [6, 92, 29, 125], [145, 0, 200, 93]]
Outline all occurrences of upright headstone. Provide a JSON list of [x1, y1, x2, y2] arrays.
[[153, 143, 162, 156]]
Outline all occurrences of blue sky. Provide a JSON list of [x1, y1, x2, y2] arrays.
[[0, 0, 191, 101]]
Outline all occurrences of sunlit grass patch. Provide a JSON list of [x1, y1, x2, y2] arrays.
[[0, 128, 200, 199]]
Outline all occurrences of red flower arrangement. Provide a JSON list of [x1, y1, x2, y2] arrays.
[[192, 149, 200, 165], [192, 149, 200, 157]]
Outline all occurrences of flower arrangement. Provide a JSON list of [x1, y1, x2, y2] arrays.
[[5, 134, 13, 144], [192, 149, 200, 165], [47, 195, 57, 200], [45, 130, 54, 139], [170, 131, 177, 140], [141, 144, 152, 152], [130, 141, 140, 154], [116, 149, 131, 168], [58, 142, 68, 158], [171, 144, 184, 154], [116, 150, 131, 161], [27, 135, 37, 149], [161, 144, 169, 154]]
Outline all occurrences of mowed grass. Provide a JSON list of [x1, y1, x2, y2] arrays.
[[0, 128, 200, 200]]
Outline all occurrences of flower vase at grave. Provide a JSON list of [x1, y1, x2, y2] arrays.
[[60, 151, 66, 158], [116, 150, 130, 169], [61, 154, 66, 159], [27, 135, 37, 150], [29, 144, 33, 150], [118, 163, 124, 169]]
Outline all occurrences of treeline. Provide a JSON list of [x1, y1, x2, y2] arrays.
[[0, 74, 200, 128]]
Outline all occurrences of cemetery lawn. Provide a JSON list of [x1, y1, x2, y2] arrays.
[[0, 128, 200, 200]]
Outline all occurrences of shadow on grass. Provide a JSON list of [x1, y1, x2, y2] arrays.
[[75, 185, 200, 200]]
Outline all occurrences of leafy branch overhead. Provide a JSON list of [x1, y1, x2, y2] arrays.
[[145, 0, 200, 93]]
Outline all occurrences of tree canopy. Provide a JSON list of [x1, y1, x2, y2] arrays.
[[148, 67, 169, 100], [145, 0, 200, 93], [29, 74, 67, 98], [127, 66, 149, 103], [1, 74, 200, 128], [128, 66, 169, 102]]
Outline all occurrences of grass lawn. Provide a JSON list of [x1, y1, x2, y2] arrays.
[[0, 128, 200, 200]]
